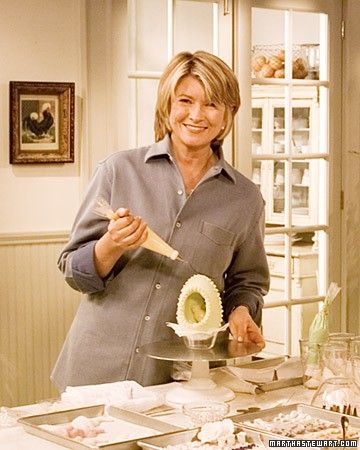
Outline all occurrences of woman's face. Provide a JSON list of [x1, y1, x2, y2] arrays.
[[169, 75, 226, 153]]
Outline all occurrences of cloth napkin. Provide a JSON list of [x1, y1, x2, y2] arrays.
[[59, 380, 164, 413]]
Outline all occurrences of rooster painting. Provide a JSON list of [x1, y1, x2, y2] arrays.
[[22, 102, 55, 143]]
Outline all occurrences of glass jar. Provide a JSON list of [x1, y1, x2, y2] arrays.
[[321, 342, 348, 378], [311, 377, 360, 415]]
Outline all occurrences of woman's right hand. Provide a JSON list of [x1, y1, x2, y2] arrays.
[[94, 207, 148, 278], [107, 207, 148, 251]]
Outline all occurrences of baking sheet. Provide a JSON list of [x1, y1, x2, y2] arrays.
[[233, 356, 303, 392], [233, 403, 360, 448], [18, 404, 182, 450], [138, 424, 253, 450]]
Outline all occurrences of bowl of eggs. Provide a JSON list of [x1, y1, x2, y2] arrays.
[[252, 44, 308, 79]]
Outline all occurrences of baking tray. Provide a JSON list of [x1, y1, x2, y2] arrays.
[[229, 356, 303, 394], [234, 356, 303, 392], [138, 424, 254, 449], [18, 404, 182, 450], [233, 403, 360, 448]]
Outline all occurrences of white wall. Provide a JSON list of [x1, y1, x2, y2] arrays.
[[0, 0, 87, 233], [0, 0, 129, 234]]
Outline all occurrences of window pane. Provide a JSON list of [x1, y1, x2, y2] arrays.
[[174, 0, 214, 54], [134, 0, 168, 71], [293, 12, 321, 81], [252, 8, 285, 80], [263, 303, 320, 355]]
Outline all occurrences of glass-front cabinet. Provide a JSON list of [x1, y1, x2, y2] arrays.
[[251, 85, 319, 225]]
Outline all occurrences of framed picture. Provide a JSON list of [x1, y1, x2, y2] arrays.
[[9, 81, 75, 164]]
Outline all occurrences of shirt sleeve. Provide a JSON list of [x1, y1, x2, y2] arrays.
[[222, 207, 269, 326], [57, 161, 119, 294]]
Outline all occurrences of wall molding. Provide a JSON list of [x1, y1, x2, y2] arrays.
[[0, 231, 70, 246]]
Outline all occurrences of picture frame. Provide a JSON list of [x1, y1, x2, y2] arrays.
[[9, 81, 75, 164]]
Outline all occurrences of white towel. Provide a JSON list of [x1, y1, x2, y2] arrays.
[[60, 380, 164, 413]]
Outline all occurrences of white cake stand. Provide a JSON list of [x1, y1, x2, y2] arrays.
[[138, 339, 261, 406]]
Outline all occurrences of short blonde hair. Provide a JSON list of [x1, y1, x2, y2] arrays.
[[154, 51, 240, 143]]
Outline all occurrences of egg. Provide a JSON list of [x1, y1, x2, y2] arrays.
[[269, 56, 283, 71], [277, 49, 285, 61], [252, 55, 267, 72], [258, 64, 274, 78], [274, 68, 285, 78]]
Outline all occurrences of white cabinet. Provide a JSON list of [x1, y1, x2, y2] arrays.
[[251, 85, 319, 225]]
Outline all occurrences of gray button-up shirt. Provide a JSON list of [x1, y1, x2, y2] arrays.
[[51, 135, 269, 392]]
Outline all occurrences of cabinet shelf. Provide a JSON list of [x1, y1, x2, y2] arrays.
[[252, 85, 319, 225]]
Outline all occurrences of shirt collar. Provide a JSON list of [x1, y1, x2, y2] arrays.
[[144, 134, 236, 183]]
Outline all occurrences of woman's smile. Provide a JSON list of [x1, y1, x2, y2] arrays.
[[183, 123, 208, 133]]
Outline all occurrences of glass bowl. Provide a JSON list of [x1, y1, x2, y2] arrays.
[[182, 401, 230, 427], [311, 376, 360, 415], [181, 332, 218, 350]]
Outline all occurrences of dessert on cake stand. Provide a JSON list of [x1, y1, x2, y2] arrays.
[[138, 338, 261, 406]]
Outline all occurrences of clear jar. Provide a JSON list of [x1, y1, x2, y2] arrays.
[[311, 376, 360, 415], [321, 342, 349, 378]]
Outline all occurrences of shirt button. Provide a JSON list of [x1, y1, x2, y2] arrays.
[[155, 283, 161, 290], [144, 315, 150, 321], [135, 347, 140, 353], [176, 221, 182, 228], [177, 189, 183, 195]]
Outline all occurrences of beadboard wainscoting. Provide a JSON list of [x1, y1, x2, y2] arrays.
[[0, 232, 81, 407]]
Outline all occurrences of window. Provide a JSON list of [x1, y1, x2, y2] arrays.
[[246, 2, 342, 355], [127, 0, 233, 159]]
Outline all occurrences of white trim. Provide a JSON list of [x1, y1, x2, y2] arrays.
[[128, 0, 137, 73], [252, 153, 329, 161], [79, 0, 91, 190], [264, 295, 325, 309], [128, 71, 163, 79], [212, 2, 219, 55], [265, 225, 328, 234], [252, 79, 329, 87], [167, 0, 174, 61], [0, 231, 70, 246]]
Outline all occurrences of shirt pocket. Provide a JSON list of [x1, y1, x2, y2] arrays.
[[191, 221, 235, 284]]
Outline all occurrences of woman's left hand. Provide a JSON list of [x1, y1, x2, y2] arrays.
[[229, 305, 265, 348]]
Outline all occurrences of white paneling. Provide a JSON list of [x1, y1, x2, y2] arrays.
[[0, 234, 80, 407]]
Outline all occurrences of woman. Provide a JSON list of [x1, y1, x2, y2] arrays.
[[52, 51, 269, 392]]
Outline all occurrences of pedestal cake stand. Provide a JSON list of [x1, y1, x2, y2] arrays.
[[139, 339, 261, 406]]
